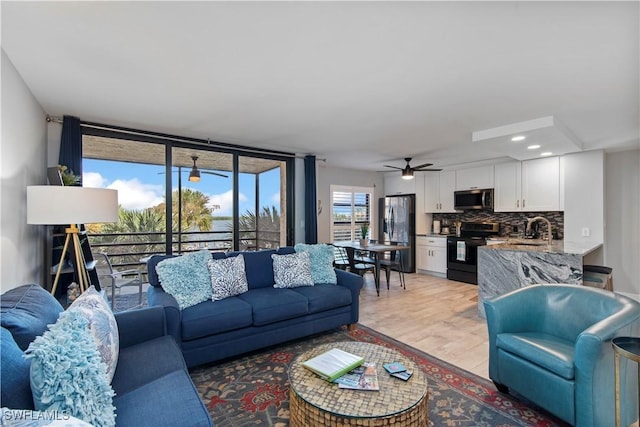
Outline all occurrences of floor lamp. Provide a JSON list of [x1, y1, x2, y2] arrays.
[[27, 186, 119, 296]]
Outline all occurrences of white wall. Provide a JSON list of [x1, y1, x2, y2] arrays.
[[316, 165, 384, 243], [1, 49, 48, 292], [563, 150, 605, 243], [604, 149, 640, 299]]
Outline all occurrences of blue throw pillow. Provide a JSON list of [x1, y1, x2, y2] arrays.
[[155, 250, 212, 309], [25, 310, 116, 427], [294, 243, 338, 285], [67, 286, 119, 384], [0, 284, 64, 351], [272, 252, 314, 288]]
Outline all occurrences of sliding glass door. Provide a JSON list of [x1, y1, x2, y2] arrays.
[[81, 129, 293, 268]]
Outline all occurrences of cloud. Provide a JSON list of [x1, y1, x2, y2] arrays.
[[270, 192, 281, 206], [208, 190, 247, 216], [109, 179, 164, 210], [82, 172, 107, 188]]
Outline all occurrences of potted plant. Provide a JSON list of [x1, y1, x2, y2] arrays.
[[359, 223, 369, 247]]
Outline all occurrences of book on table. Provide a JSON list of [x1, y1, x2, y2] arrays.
[[302, 348, 365, 382]]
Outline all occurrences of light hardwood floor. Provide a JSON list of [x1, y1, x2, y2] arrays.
[[357, 271, 490, 379]]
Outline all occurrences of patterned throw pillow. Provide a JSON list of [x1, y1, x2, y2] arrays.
[[294, 243, 338, 284], [271, 252, 314, 288], [67, 286, 118, 384], [155, 250, 212, 309], [25, 310, 116, 427], [207, 254, 249, 301]]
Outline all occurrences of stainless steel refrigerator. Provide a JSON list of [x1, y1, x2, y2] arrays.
[[378, 195, 416, 273]]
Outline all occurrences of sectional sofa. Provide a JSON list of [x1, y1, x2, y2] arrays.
[[0, 284, 213, 427], [147, 246, 363, 368]]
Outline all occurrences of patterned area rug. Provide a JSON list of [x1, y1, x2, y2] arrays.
[[189, 325, 567, 427]]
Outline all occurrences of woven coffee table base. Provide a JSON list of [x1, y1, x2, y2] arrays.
[[289, 386, 428, 427]]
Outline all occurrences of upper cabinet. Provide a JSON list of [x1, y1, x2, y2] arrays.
[[424, 171, 456, 213], [494, 157, 561, 212], [455, 165, 494, 191], [384, 172, 416, 196]]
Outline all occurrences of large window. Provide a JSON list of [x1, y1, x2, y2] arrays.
[[80, 129, 293, 269], [330, 185, 374, 242]]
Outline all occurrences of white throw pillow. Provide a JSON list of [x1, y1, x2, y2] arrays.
[[207, 254, 249, 301], [272, 252, 314, 288]]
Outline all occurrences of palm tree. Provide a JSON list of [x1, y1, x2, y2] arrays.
[[238, 206, 281, 250]]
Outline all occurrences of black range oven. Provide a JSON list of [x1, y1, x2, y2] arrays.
[[446, 222, 500, 285]]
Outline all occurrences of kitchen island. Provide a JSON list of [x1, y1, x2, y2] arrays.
[[477, 239, 603, 317]]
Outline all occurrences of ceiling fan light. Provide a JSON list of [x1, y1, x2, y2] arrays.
[[402, 168, 414, 180], [188, 168, 201, 182]]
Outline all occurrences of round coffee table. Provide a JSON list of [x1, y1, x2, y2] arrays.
[[288, 341, 428, 426]]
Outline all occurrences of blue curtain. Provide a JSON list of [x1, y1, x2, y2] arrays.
[[304, 155, 318, 244], [58, 115, 82, 185]]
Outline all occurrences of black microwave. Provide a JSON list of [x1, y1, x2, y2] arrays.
[[454, 189, 494, 211]]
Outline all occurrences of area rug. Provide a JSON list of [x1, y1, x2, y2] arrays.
[[189, 325, 567, 427]]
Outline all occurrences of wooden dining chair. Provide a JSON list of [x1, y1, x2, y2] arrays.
[[379, 241, 406, 290]]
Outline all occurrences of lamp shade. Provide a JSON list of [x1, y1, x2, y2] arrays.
[[27, 186, 119, 225]]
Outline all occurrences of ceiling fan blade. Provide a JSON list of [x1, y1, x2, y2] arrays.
[[414, 168, 443, 172], [202, 171, 229, 178], [411, 162, 434, 170], [383, 165, 403, 170]]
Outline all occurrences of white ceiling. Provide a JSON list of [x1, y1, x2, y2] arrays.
[[2, 1, 638, 171]]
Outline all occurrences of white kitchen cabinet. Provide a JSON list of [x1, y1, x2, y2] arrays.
[[416, 236, 447, 275], [455, 165, 494, 191], [384, 172, 415, 196], [494, 161, 522, 211], [424, 171, 456, 213], [494, 157, 560, 212], [413, 172, 428, 235], [522, 157, 560, 211]]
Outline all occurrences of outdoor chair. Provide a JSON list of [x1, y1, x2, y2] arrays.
[[95, 252, 143, 309]]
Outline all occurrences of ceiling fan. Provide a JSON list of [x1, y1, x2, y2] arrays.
[[159, 156, 229, 181], [384, 158, 442, 180], [187, 156, 228, 182]]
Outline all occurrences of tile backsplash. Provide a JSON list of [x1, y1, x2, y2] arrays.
[[433, 211, 564, 239]]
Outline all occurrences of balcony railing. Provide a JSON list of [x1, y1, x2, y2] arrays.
[[88, 229, 281, 271]]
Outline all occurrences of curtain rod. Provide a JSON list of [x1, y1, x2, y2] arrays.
[[46, 115, 326, 162]]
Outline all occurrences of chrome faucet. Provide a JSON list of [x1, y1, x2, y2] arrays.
[[527, 216, 553, 246]]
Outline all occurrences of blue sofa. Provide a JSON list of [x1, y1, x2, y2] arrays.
[[1, 284, 213, 427], [147, 247, 363, 368], [484, 284, 640, 427]]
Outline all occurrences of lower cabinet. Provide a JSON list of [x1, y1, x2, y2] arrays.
[[416, 236, 447, 275]]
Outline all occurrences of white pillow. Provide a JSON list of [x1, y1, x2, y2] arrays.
[[67, 286, 119, 383]]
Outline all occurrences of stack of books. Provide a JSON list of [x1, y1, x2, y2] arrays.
[[302, 348, 379, 391]]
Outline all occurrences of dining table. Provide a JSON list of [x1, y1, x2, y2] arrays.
[[333, 241, 410, 296]]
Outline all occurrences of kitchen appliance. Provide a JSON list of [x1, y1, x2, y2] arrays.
[[446, 221, 500, 284], [454, 188, 494, 211], [378, 195, 416, 273]]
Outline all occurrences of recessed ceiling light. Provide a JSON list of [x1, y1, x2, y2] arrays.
[[540, 152, 553, 156], [527, 144, 541, 150], [511, 135, 526, 142]]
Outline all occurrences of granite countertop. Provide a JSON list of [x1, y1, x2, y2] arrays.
[[481, 239, 602, 256]]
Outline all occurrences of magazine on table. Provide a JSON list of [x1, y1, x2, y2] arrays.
[[302, 348, 365, 382], [337, 362, 380, 391]]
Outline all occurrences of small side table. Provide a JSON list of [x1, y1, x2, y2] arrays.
[[613, 337, 640, 427]]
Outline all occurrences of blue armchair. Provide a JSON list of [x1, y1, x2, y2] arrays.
[[484, 284, 640, 427]]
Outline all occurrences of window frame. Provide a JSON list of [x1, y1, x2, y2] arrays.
[[330, 185, 375, 242]]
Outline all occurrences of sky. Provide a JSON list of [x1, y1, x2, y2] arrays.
[[83, 159, 281, 217]]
